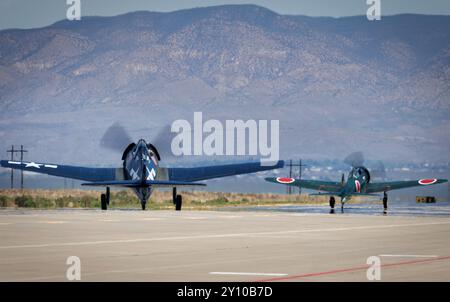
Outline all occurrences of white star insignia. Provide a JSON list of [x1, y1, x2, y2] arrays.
[[25, 162, 42, 169]]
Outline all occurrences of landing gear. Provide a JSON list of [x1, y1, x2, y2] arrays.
[[175, 195, 182, 211], [100, 187, 110, 210], [173, 187, 182, 211], [383, 191, 388, 215], [101, 194, 107, 210], [329, 196, 335, 214], [141, 202, 146, 211], [341, 197, 346, 213]]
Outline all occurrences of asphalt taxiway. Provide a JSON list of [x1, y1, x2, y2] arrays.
[[0, 208, 449, 281]]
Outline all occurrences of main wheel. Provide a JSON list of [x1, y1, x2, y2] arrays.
[[175, 195, 182, 211], [329, 196, 335, 209], [383, 192, 388, 213], [101, 194, 107, 210], [329, 196, 336, 214], [106, 187, 110, 205], [141, 202, 146, 211], [172, 187, 177, 205]]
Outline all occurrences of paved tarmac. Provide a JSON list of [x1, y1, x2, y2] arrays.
[[0, 208, 449, 281]]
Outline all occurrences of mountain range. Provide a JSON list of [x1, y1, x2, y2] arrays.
[[0, 5, 449, 167]]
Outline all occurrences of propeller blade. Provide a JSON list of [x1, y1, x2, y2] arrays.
[[370, 160, 386, 180], [150, 124, 183, 160], [343, 151, 365, 167], [100, 122, 133, 152]]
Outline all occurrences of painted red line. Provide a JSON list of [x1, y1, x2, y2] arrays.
[[254, 255, 450, 282]]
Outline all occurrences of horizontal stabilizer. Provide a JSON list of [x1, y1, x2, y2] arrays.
[[82, 180, 206, 187], [309, 192, 380, 197], [309, 192, 342, 196], [347, 193, 381, 197]]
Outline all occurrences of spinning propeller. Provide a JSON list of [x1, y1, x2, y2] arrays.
[[343, 151, 386, 181], [100, 122, 180, 161]]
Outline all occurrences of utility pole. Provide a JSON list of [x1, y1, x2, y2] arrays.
[[285, 159, 306, 195], [6, 145, 28, 190], [298, 159, 303, 195], [19, 145, 28, 190], [6, 145, 14, 189], [286, 159, 306, 195], [287, 159, 293, 194]]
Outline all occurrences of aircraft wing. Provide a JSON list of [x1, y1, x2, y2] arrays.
[[167, 160, 284, 182], [1, 159, 283, 183], [0, 160, 122, 182], [265, 177, 342, 192], [366, 178, 448, 193]]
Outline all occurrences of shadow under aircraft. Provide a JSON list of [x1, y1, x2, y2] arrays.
[[265, 152, 447, 214], [1, 124, 284, 211]]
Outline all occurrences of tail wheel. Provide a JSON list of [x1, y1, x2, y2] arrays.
[[101, 194, 107, 210], [383, 192, 388, 213], [175, 195, 182, 211]]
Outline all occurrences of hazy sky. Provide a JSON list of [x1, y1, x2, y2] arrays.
[[1, 0, 449, 30]]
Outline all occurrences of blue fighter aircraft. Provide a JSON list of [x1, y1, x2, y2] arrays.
[[1, 126, 284, 210]]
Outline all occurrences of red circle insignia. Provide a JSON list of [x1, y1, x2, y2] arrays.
[[276, 177, 295, 184], [418, 179, 437, 185]]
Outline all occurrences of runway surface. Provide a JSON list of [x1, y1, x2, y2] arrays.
[[235, 200, 450, 217], [1, 208, 450, 281]]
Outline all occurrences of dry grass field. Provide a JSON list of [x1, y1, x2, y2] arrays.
[[0, 189, 335, 210]]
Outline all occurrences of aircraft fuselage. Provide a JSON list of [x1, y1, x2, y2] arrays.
[[123, 139, 159, 206], [339, 166, 371, 202]]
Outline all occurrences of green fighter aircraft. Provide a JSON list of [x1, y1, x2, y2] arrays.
[[265, 155, 448, 214]]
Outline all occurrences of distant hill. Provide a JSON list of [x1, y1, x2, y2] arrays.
[[0, 5, 449, 166]]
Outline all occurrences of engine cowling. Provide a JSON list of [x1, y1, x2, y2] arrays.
[[121, 143, 136, 160], [146, 143, 161, 161], [353, 166, 371, 184]]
